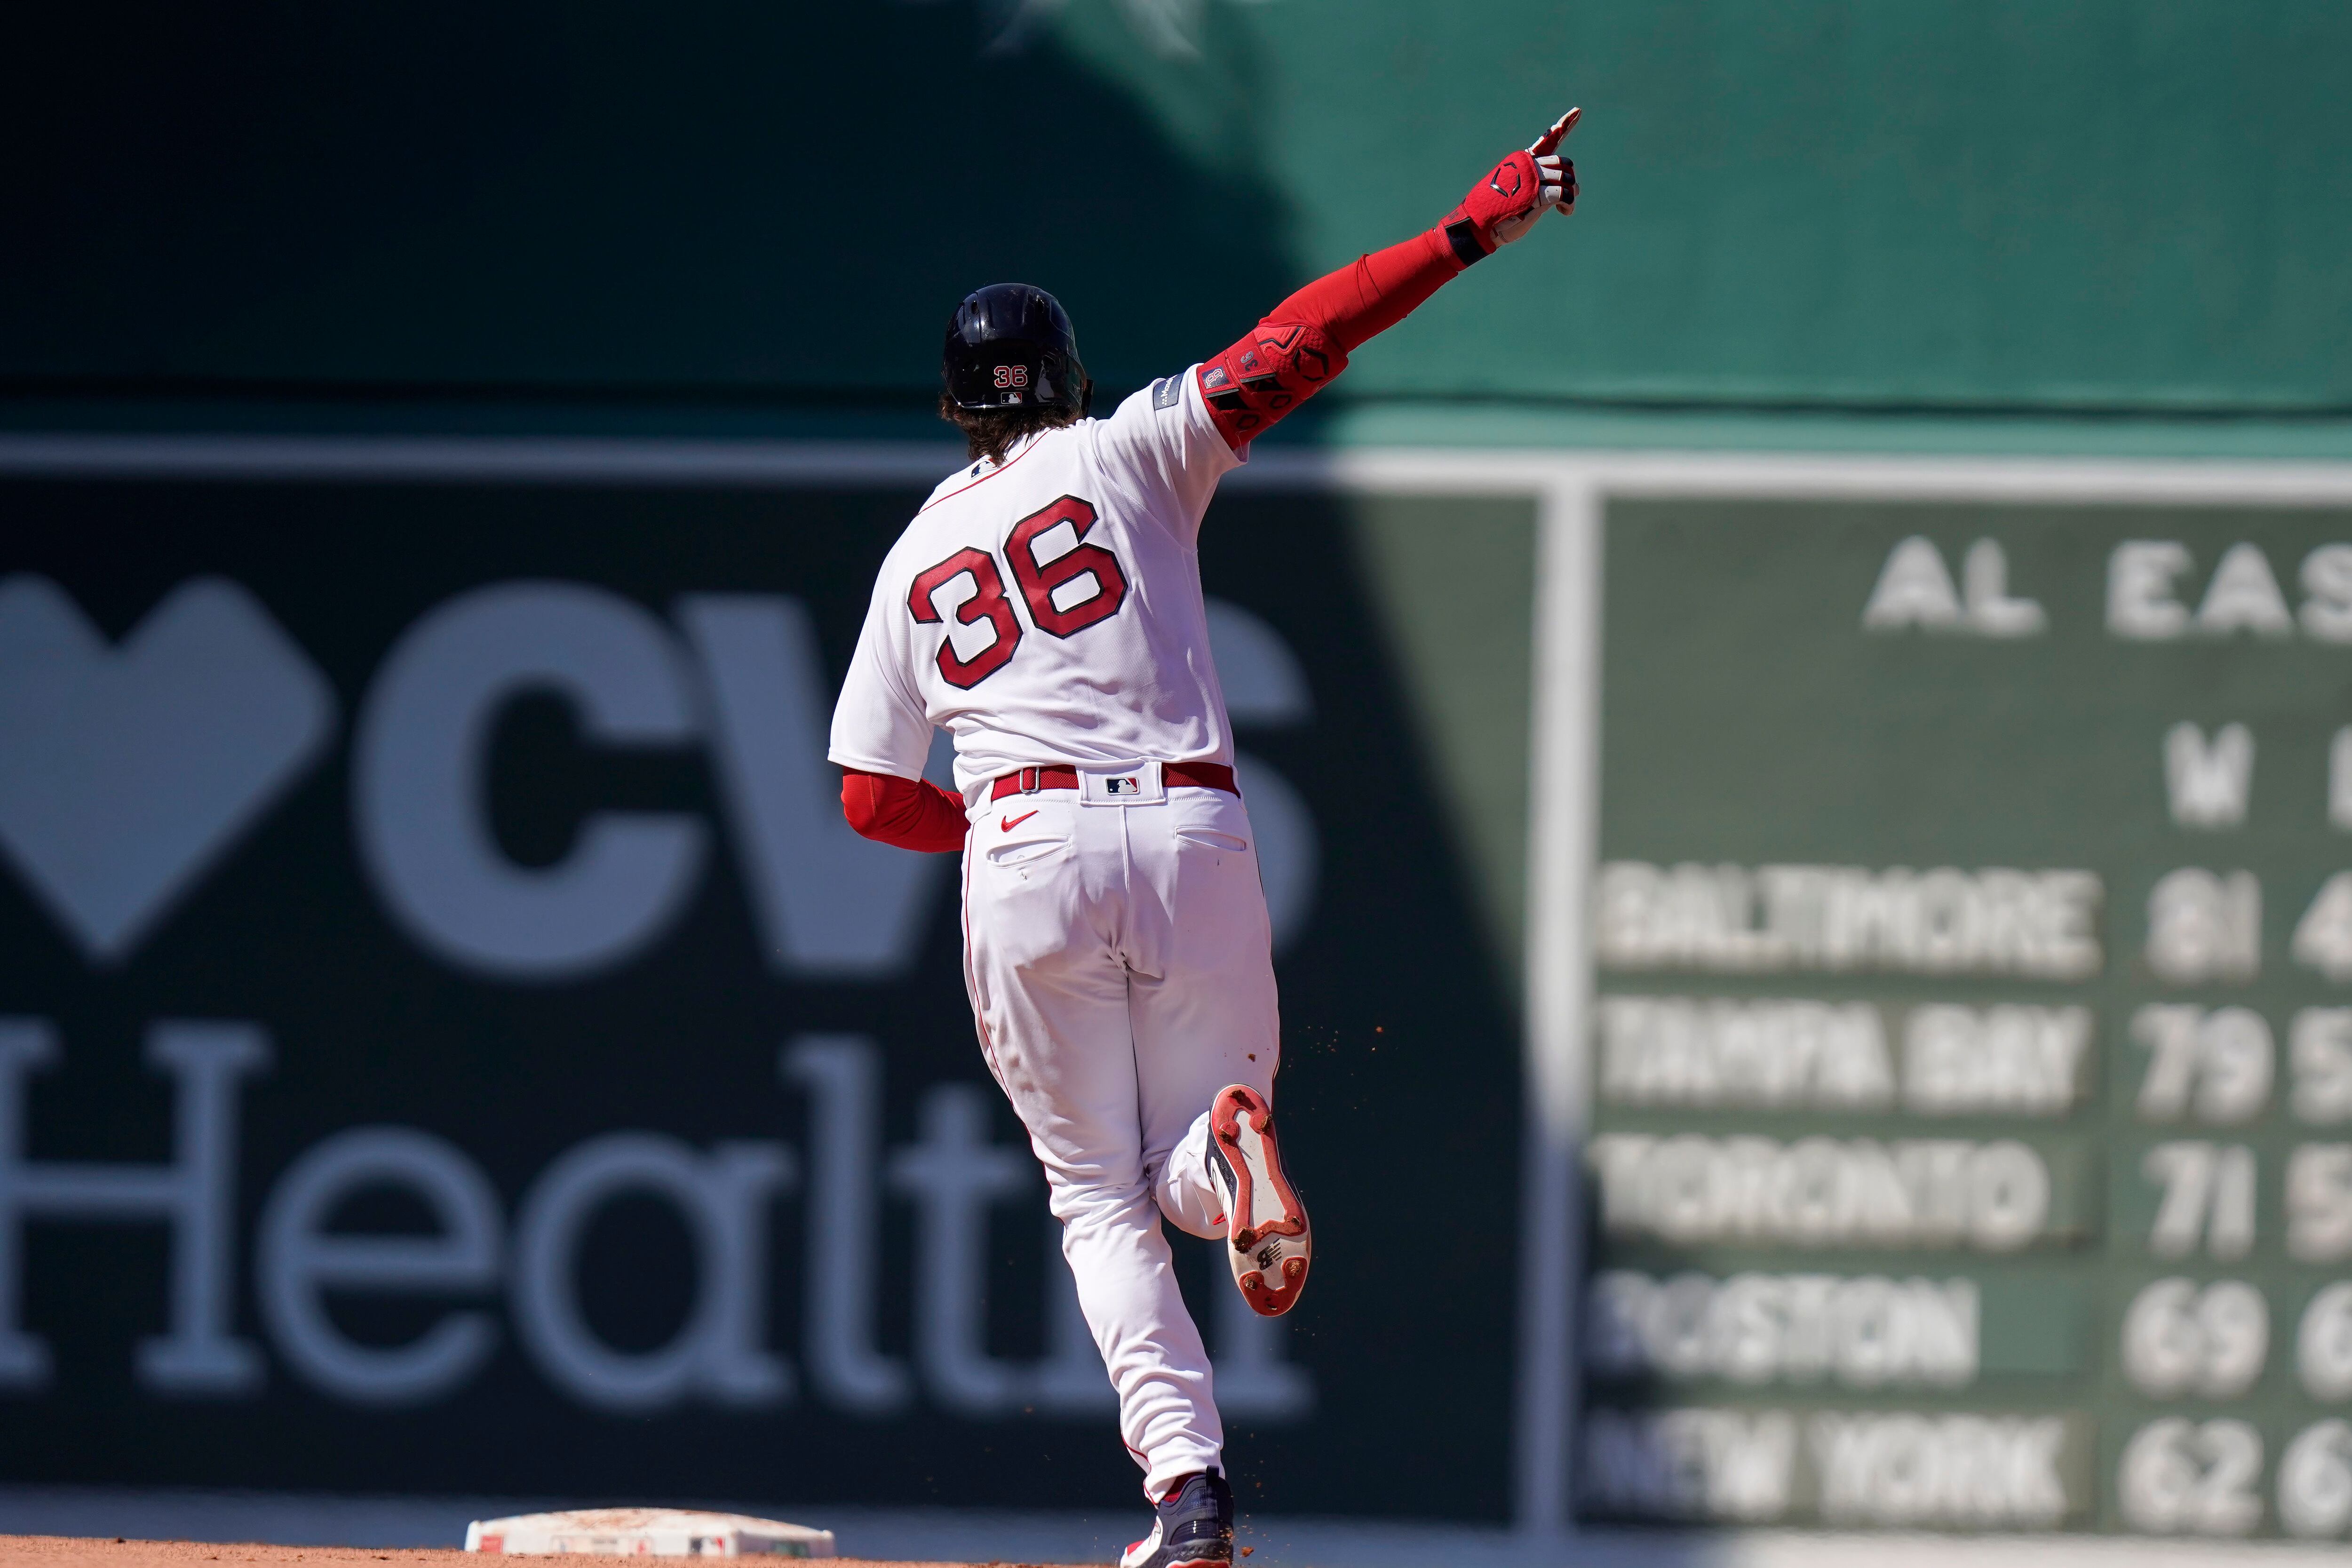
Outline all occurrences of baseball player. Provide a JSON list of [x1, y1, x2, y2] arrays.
[[830, 109, 1580, 1568]]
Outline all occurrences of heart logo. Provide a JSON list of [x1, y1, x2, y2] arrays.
[[0, 575, 337, 963]]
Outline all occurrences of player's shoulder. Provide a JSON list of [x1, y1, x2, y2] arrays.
[[918, 455, 993, 512], [1141, 372, 1193, 414], [1107, 371, 1200, 431], [912, 425, 1094, 512]]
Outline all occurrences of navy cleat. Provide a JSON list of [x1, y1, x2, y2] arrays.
[[1120, 1468, 1234, 1568]]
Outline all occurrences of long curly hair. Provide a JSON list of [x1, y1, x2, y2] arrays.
[[937, 393, 1081, 466]]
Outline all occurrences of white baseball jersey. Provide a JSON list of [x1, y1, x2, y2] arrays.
[[828, 369, 1244, 797], [829, 364, 1279, 1503]]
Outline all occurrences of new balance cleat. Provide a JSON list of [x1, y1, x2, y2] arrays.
[[1120, 1468, 1233, 1568], [1206, 1084, 1310, 1316]]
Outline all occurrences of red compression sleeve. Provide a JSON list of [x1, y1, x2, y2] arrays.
[[841, 768, 969, 854], [1196, 226, 1464, 446], [1263, 227, 1463, 354]]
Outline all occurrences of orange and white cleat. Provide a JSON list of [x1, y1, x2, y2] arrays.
[[1205, 1084, 1310, 1316]]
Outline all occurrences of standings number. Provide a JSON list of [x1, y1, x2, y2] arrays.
[[906, 495, 1128, 688]]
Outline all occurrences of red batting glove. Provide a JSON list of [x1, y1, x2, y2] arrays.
[[1439, 108, 1581, 265]]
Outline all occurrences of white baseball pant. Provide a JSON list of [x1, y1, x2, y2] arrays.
[[960, 777, 1280, 1497]]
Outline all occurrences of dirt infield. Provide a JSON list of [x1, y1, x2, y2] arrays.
[[0, 1542, 1027, 1568]]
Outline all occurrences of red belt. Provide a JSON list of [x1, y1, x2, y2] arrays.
[[988, 762, 1238, 801]]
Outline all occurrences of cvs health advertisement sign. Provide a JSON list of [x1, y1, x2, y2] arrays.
[[0, 465, 1521, 1520]]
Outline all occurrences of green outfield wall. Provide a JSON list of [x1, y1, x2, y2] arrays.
[[6, 0, 2347, 436]]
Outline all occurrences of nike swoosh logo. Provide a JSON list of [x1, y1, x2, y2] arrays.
[[1000, 810, 1039, 832]]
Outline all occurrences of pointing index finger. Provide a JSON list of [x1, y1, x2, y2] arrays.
[[1529, 107, 1581, 156]]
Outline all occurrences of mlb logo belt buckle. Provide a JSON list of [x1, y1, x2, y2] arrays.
[[1079, 759, 1166, 805]]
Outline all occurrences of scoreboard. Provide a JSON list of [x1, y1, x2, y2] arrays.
[[1577, 489, 2352, 1538]]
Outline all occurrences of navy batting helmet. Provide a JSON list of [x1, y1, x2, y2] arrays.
[[942, 283, 1092, 416]]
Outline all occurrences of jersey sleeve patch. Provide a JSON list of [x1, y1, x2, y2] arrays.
[[1151, 375, 1183, 410]]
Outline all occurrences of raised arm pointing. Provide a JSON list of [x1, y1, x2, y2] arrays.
[[1195, 107, 1581, 448]]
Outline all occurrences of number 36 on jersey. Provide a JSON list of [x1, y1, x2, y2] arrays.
[[907, 493, 1129, 688]]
